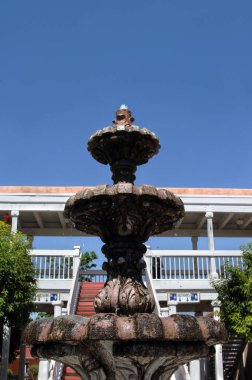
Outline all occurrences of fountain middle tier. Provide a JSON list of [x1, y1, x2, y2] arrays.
[[64, 183, 185, 242]]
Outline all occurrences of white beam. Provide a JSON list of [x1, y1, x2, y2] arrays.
[[57, 212, 67, 228], [241, 215, 252, 229], [175, 217, 184, 229], [2, 202, 252, 213], [196, 215, 206, 230], [19, 227, 252, 238], [33, 212, 44, 228], [218, 213, 234, 230]]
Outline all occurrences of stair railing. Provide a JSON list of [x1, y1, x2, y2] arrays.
[[222, 336, 245, 380], [144, 263, 161, 316]]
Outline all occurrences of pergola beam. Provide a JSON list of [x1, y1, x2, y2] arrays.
[[196, 215, 206, 230], [33, 212, 44, 229], [175, 217, 184, 229], [241, 215, 252, 229], [57, 212, 67, 228], [218, 213, 234, 230]]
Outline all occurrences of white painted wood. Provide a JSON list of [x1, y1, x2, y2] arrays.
[[218, 213, 234, 229], [11, 210, 19, 233], [57, 211, 67, 228], [149, 250, 241, 257], [206, 212, 218, 279], [36, 279, 73, 290], [30, 249, 80, 256], [196, 215, 206, 230], [212, 301, 224, 380], [241, 215, 252, 229], [34, 211, 44, 228], [38, 359, 49, 380]]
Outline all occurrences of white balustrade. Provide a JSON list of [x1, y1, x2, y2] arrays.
[[147, 250, 243, 281], [29, 249, 80, 280]]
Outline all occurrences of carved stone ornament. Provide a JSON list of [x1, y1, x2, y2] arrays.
[[23, 314, 227, 380], [23, 106, 227, 379]]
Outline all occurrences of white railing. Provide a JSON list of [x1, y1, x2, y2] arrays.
[[29, 248, 80, 280], [147, 250, 243, 281], [81, 269, 107, 283], [144, 265, 161, 316]]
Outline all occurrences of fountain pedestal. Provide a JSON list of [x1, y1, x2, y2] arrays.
[[23, 106, 227, 379]]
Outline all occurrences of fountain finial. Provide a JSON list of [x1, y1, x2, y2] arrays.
[[113, 105, 135, 125]]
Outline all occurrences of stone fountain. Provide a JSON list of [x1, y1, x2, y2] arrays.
[[23, 106, 227, 379]]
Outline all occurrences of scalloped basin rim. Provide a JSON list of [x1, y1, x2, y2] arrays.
[[64, 184, 185, 214], [23, 313, 227, 346]]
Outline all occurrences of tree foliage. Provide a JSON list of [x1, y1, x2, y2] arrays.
[[213, 242, 252, 342], [79, 250, 98, 281], [0, 221, 37, 360]]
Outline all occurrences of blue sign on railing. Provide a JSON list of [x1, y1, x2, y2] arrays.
[[50, 293, 58, 301], [168, 292, 200, 303]]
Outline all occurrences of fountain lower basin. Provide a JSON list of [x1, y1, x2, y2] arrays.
[[24, 313, 226, 379]]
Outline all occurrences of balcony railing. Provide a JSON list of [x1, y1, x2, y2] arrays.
[[29, 249, 243, 283], [29, 248, 80, 280], [148, 250, 243, 280], [81, 269, 107, 283]]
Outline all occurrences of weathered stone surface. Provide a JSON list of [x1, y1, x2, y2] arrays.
[[64, 182, 185, 316], [23, 314, 227, 345], [24, 314, 226, 380], [94, 277, 155, 315], [64, 184, 185, 241]]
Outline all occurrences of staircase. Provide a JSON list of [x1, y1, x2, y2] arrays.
[[62, 281, 104, 380], [76, 282, 104, 316], [222, 336, 245, 380]]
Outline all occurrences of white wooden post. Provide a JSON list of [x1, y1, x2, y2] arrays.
[[167, 301, 177, 316], [144, 246, 152, 272], [189, 360, 201, 380], [38, 360, 49, 380], [48, 301, 64, 380], [52, 300, 63, 318], [205, 211, 218, 279], [73, 245, 81, 277], [211, 300, 224, 380], [11, 210, 19, 233]]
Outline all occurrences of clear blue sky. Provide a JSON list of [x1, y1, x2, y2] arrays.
[[1, 1, 251, 256]]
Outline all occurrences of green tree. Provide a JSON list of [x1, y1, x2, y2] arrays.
[[213, 242, 252, 342], [79, 250, 98, 281], [30, 364, 39, 380], [0, 221, 37, 361]]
